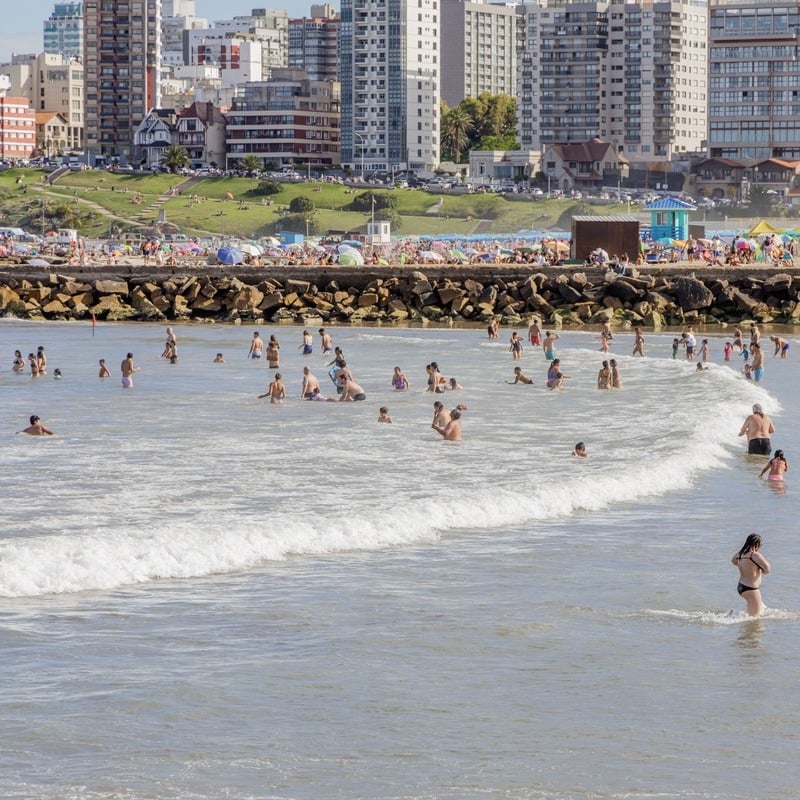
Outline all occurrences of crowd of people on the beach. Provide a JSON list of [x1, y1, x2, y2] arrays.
[[8, 316, 790, 616]]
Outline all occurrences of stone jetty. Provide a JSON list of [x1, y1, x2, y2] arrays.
[[1, 264, 799, 327]]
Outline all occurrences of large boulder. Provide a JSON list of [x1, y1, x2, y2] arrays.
[[557, 283, 584, 304], [606, 279, 643, 303], [0, 286, 21, 309], [95, 279, 129, 296], [671, 276, 715, 311]]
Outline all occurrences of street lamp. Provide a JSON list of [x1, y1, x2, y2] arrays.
[[353, 131, 365, 180]]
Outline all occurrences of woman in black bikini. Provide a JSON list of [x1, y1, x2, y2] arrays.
[[731, 533, 770, 616]]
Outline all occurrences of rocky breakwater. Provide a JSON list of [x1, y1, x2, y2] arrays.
[[1, 267, 800, 327]]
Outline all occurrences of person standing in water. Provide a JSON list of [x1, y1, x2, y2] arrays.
[[760, 450, 788, 482], [732, 533, 770, 616], [738, 404, 775, 455], [248, 331, 264, 360]]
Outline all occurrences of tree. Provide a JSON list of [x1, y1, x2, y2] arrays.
[[289, 195, 315, 213], [747, 185, 775, 215], [271, 213, 319, 235], [441, 105, 474, 164], [440, 94, 516, 159], [239, 154, 262, 177], [252, 180, 283, 196], [478, 134, 519, 152], [349, 191, 397, 212], [161, 145, 190, 174], [374, 208, 401, 231]]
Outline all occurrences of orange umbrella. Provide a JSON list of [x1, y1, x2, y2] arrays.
[[226, 192, 234, 200]]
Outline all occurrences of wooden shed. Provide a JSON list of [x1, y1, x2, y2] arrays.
[[571, 215, 640, 261]]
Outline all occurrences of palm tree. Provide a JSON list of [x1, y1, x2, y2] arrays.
[[240, 154, 262, 177], [442, 107, 474, 164], [161, 145, 190, 174]]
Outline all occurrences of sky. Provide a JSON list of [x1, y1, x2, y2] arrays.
[[0, 0, 331, 64]]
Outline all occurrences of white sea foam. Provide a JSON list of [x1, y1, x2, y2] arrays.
[[0, 324, 775, 597], [643, 608, 800, 625]]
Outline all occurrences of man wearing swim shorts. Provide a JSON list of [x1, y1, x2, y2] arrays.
[[528, 319, 541, 346], [683, 330, 696, 361], [751, 342, 764, 382], [300, 366, 320, 399], [738, 403, 774, 455], [339, 376, 366, 401], [120, 352, 138, 388], [248, 331, 264, 359]]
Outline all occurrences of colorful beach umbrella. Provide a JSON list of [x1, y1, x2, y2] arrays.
[[217, 246, 243, 265]]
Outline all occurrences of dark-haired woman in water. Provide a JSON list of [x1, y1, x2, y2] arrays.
[[732, 534, 770, 616]]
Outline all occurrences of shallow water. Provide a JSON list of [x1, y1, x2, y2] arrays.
[[1, 320, 798, 799]]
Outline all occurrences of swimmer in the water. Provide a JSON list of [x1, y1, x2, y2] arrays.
[[760, 449, 788, 482], [731, 533, 770, 616]]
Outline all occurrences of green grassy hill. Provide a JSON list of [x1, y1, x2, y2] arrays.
[[0, 168, 638, 239]]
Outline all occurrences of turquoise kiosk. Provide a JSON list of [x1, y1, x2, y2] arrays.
[[644, 196, 696, 242]]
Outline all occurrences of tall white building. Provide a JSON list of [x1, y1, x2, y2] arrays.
[[161, 0, 208, 69], [340, 0, 439, 176], [43, 2, 84, 61], [191, 9, 289, 81], [518, 0, 707, 163], [186, 31, 265, 87], [440, 0, 524, 108]]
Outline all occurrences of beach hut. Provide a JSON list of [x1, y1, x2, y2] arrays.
[[643, 197, 696, 242], [571, 215, 640, 263]]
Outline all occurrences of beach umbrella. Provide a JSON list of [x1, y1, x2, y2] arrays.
[[337, 251, 364, 266], [240, 243, 263, 257], [217, 245, 243, 265], [260, 236, 281, 247], [340, 239, 363, 248], [449, 248, 468, 263], [225, 191, 235, 200], [463, 247, 479, 255], [419, 250, 444, 261]]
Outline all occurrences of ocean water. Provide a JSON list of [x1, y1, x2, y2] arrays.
[[1, 319, 798, 800]]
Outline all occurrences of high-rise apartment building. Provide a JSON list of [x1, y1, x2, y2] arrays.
[[186, 32, 265, 87], [289, 8, 339, 82], [43, 2, 84, 60], [192, 9, 289, 81], [612, 0, 707, 160], [340, 0, 439, 175], [0, 52, 84, 151], [83, 0, 162, 162], [161, 0, 208, 69], [225, 69, 340, 168], [708, 0, 800, 160], [440, 0, 524, 108], [518, 0, 707, 163]]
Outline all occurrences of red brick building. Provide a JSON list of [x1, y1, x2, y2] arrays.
[[0, 96, 36, 160]]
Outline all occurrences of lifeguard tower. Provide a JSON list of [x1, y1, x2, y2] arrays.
[[643, 197, 696, 242]]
